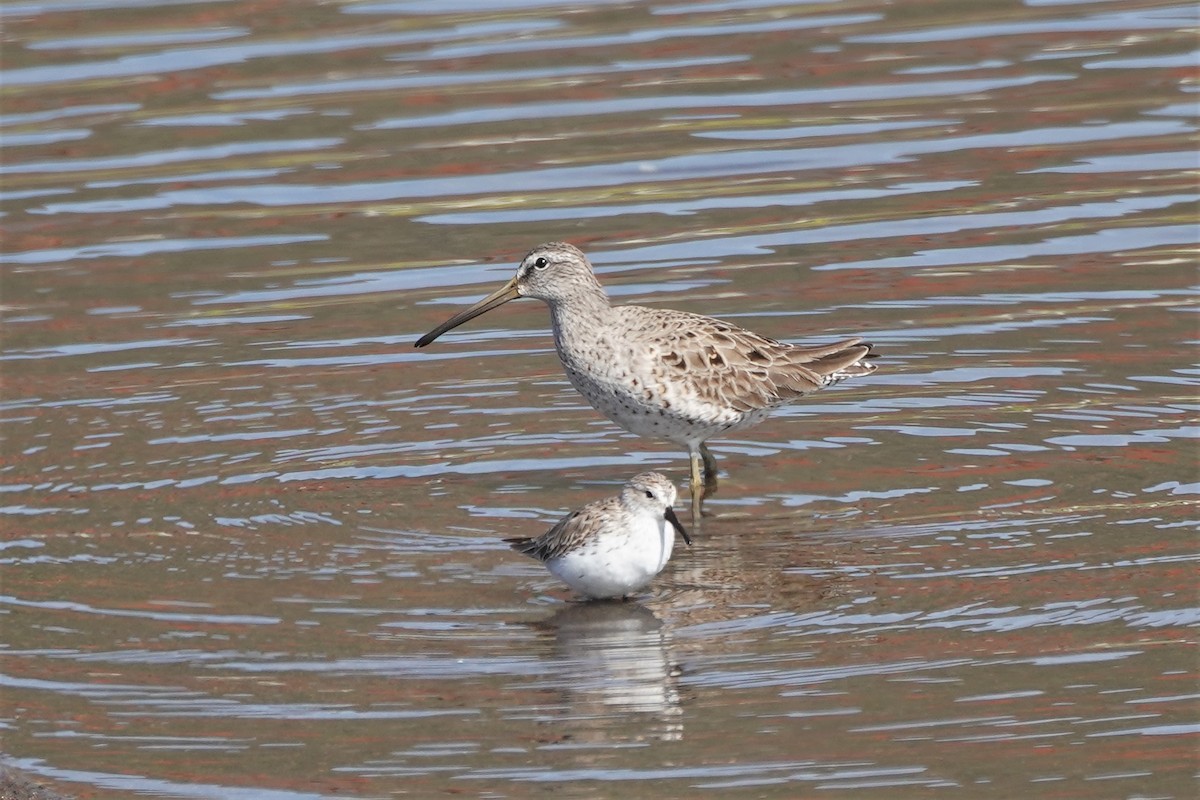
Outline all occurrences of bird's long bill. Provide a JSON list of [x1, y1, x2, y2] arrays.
[[413, 277, 521, 348], [666, 506, 692, 546]]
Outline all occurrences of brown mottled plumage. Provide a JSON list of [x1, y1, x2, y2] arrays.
[[416, 242, 877, 527]]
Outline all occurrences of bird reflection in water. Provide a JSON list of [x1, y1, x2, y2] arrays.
[[529, 601, 683, 742]]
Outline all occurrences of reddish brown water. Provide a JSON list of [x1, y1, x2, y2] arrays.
[[2, 1, 1197, 798]]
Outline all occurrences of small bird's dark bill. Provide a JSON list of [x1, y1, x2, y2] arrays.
[[414, 277, 521, 347], [665, 506, 692, 546]]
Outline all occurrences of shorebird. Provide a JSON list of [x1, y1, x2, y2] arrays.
[[504, 471, 690, 600], [415, 242, 876, 527]]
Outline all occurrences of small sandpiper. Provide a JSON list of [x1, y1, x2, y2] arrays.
[[504, 472, 690, 600], [416, 242, 877, 528]]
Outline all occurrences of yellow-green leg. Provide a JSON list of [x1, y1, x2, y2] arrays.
[[700, 443, 719, 500], [688, 445, 705, 529]]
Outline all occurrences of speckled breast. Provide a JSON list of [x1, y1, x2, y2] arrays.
[[559, 358, 767, 445]]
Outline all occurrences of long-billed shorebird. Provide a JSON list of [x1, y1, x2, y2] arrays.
[[415, 242, 877, 528], [504, 471, 690, 600]]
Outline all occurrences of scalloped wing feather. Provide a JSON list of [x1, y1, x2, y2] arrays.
[[504, 498, 619, 562], [619, 306, 875, 413]]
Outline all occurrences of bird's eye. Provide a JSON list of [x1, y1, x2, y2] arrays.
[[644, 490, 654, 499], [533, 257, 549, 270]]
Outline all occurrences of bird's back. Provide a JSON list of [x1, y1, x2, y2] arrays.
[[504, 496, 621, 563], [557, 303, 874, 426]]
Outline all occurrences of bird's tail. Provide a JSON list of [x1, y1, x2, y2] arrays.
[[504, 537, 546, 561]]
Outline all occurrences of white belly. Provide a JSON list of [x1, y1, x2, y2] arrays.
[[545, 516, 674, 600]]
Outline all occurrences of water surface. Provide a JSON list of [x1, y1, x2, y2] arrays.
[[1, 0, 1197, 797]]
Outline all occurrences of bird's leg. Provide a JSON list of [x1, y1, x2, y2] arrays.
[[688, 445, 705, 530], [700, 443, 719, 500]]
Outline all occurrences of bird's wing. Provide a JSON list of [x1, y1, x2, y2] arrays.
[[504, 498, 616, 562], [622, 306, 876, 412]]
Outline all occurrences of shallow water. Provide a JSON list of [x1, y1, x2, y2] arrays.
[[1, 0, 1197, 797]]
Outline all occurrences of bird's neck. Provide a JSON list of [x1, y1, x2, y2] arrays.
[[547, 283, 612, 341]]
